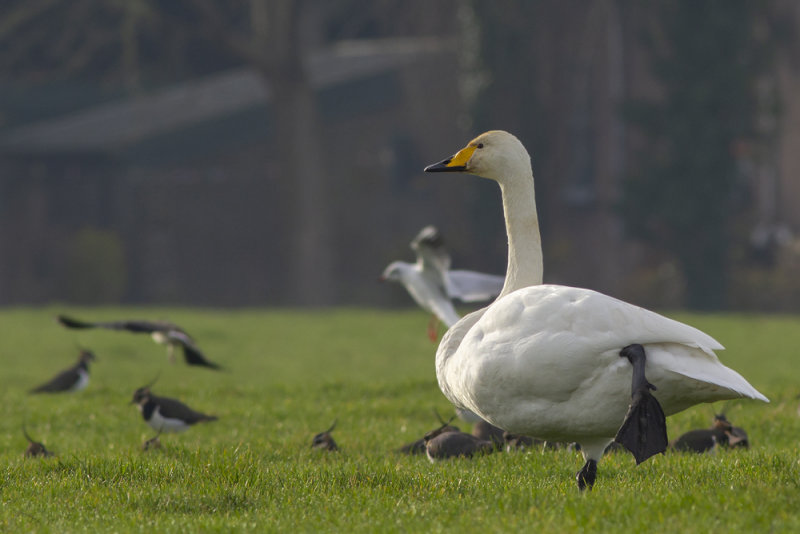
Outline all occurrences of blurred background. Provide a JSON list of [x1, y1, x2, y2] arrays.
[[0, 0, 798, 311]]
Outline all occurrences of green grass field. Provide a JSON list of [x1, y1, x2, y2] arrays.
[[1, 307, 798, 532]]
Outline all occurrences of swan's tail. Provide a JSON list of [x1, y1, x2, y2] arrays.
[[650, 343, 769, 403]]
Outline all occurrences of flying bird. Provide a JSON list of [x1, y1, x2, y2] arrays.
[[424, 130, 768, 490], [29, 349, 96, 394], [57, 314, 221, 370], [381, 225, 504, 341]]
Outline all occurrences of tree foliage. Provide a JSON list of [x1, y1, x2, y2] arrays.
[[620, 0, 775, 309]]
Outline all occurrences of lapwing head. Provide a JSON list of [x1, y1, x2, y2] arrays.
[[714, 413, 749, 447], [23, 425, 53, 458], [311, 420, 339, 451], [131, 386, 151, 406], [712, 414, 733, 432], [423, 414, 459, 444], [79, 350, 96, 364], [131, 374, 160, 405]]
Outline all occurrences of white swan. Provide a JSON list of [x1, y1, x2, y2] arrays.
[[424, 130, 768, 490], [381, 225, 505, 340]]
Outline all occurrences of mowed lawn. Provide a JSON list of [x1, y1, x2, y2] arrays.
[[1, 307, 799, 532]]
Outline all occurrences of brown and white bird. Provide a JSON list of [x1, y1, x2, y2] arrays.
[[311, 421, 339, 451], [23, 425, 54, 457], [29, 349, 96, 394], [397, 412, 461, 455], [57, 314, 221, 370], [671, 413, 749, 453], [712, 414, 749, 448], [424, 429, 495, 462]]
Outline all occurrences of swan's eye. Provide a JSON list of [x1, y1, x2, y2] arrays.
[[476, 143, 484, 149]]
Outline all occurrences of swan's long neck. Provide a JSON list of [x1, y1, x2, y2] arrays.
[[497, 166, 543, 297]]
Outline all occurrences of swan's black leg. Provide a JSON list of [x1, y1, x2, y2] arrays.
[[614, 344, 668, 464], [576, 459, 597, 491]]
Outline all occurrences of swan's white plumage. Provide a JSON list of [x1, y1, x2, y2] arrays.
[[438, 284, 766, 441], [427, 130, 768, 463]]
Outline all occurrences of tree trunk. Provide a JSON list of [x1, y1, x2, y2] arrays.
[[268, 73, 334, 306]]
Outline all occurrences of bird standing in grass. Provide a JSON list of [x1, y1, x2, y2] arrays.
[[57, 314, 222, 370], [424, 130, 768, 490], [130, 383, 218, 448], [713, 413, 749, 448], [311, 421, 339, 451], [397, 412, 461, 455], [29, 349, 96, 393], [425, 427, 495, 462], [23, 426, 53, 457], [671, 413, 749, 452]]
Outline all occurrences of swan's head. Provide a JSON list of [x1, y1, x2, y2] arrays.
[[423, 130, 531, 183]]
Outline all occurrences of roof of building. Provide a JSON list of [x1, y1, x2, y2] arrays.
[[0, 38, 452, 154]]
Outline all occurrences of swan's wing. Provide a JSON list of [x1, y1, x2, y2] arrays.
[[499, 285, 725, 356], [444, 270, 505, 302], [472, 285, 766, 401]]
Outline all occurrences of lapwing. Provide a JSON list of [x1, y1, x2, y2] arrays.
[[29, 349, 96, 393], [713, 413, 749, 448], [57, 314, 222, 370], [670, 428, 720, 453], [23, 425, 54, 457], [311, 421, 339, 451], [671, 413, 749, 453], [130, 383, 218, 448], [424, 428, 495, 462], [397, 412, 460, 455], [380, 225, 505, 342]]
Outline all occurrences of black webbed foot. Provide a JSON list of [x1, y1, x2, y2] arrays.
[[614, 344, 668, 464], [576, 459, 597, 491]]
